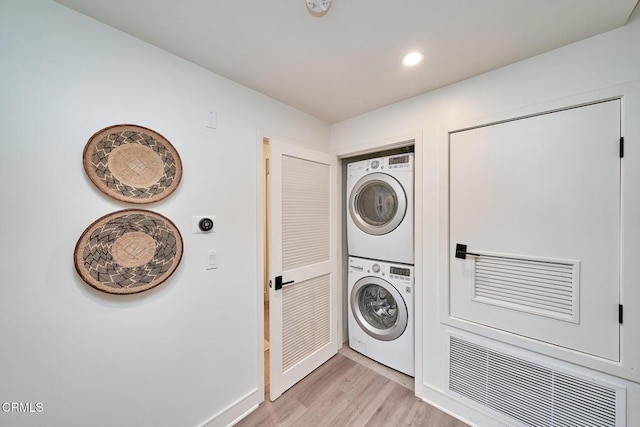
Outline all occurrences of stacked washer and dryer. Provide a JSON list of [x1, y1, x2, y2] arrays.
[[346, 153, 415, 377]]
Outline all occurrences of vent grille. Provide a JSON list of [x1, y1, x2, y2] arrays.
[[473, 254, 579, 322], [282, 274, 331, 372], [449, 336, 621, 427]]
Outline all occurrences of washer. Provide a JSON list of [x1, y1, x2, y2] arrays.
[[348, 256, 414, 376], [346, 153, 414, 265]]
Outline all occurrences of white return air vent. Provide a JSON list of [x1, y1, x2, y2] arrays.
[[447, 335, 625, 427], [472, 252, 580, 323]]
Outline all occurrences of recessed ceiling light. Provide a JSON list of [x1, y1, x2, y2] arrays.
[[402, 51, 424, 67]]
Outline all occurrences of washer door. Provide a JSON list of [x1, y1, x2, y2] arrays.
[[349, 173, 407, 235], [350, 276, 408, 341]]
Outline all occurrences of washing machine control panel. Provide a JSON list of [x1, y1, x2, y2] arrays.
[[390, 265, 411, 278], [349, 257, 413, 285], [348, 258, 364, 272]]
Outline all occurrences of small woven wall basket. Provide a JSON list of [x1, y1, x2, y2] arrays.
[[83, 124, 182, 204]]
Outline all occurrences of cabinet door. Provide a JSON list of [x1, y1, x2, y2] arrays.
[[449, 100, 621, 361]]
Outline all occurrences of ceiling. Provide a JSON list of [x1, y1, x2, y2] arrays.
[[55, 0, 639, 123]]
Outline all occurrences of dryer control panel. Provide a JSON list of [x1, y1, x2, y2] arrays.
[[387, 155, 411, 170], [347, 153, 414, 180]]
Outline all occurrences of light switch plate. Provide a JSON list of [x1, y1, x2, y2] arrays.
[[206, 250, 218, 270], [205, 110, 217, 129], [192, 215, 216, 234]]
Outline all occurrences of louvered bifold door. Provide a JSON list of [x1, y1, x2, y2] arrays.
[[449, 100, 621, 361], [268, 139, 337, 401]]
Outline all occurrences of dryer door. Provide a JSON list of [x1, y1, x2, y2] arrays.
[[350, 276, 408, 341], [349, 173, 407, 236]]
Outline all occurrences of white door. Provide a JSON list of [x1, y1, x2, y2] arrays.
[[449, 100, 621, 361], [268, 139, 338, 400]]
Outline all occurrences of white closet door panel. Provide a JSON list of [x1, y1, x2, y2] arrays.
[[269, 140, 338, 401], [282, 274, 331, 371], [282, 155, 330, 271], [450, 100, 620, 360]]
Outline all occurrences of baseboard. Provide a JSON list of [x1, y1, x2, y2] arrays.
[[198, 388, 262, 427], [416, 382, 506, 427]]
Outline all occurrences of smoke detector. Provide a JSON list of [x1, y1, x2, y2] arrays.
[[306, 0, 332, 14]]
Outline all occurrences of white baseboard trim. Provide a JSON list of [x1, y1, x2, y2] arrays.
[[198, 388, 262, 427], [416, 382, 507, 427]]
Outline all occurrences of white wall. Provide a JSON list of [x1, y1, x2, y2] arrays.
[[0, 1, 329, 426], [332, 10, 640, 427]]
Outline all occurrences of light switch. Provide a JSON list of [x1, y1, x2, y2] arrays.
[[206, 250, 218, 270], [205, 110, 217, 129]]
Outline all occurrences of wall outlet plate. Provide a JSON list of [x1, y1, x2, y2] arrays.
[[192, 215, 216, 234]]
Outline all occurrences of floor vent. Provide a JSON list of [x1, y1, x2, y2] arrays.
[[448, 336, 624, 427]]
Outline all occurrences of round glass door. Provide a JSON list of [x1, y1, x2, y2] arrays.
[[350, 276, 408, 341], [349, 173, 407, 235]]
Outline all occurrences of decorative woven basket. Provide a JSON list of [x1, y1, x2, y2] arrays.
[[74, 209, 183, 294], [83, 124, 182, 204]]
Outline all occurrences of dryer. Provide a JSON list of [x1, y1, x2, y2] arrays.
[[348, 256, 414, 376], [346, 153, 414, 265]]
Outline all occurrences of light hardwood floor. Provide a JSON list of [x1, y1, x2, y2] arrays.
[[236, 348, 468, 427]]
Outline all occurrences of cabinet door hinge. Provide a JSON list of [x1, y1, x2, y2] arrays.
[[619, 304, 623, 324], [620, 137, 624, 158]]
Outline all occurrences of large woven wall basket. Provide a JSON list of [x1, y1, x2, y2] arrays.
[[74, 209, 183, 295]]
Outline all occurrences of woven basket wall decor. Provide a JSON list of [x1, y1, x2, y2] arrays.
[[83, 124, 182, 204], [74, 209, 183, 295]]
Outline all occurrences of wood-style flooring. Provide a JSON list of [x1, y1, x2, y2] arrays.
[[235, 350, 468, 427]]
